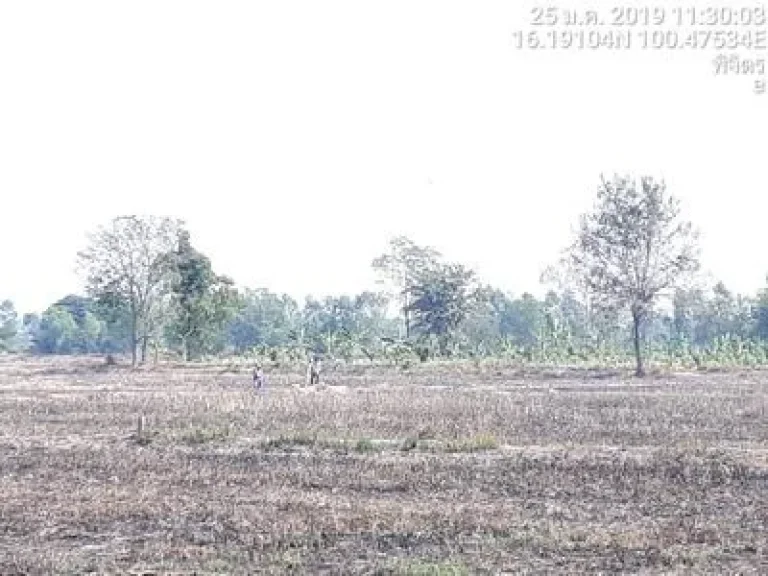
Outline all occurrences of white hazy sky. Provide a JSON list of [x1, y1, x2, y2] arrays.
[[1, 1, 766, 314]]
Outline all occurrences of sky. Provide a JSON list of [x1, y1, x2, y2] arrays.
[[1, 1, 766, 314]]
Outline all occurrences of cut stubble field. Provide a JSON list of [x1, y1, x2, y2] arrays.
[[1, 356, 767, 575]]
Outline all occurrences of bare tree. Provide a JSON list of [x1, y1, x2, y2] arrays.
[[567, 175, 700, 376], [77, 215, 182, 366]]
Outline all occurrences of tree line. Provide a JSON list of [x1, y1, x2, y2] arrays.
[[3, 175, 768, 375]]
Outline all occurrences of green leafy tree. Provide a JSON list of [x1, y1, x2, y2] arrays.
[[405, 262, 477, 356], [34, 306, 80, 354], [566, 174, 700, 376], [47, 295, 108, 353], [301, 296, 346, 354], [227, 289, 300, 353], [485, 289, 522, 341], [508, 293, 546, 348], [91, 291, 133, 353], [298, 292, 396, 358], [705, 281, 753, 340], [28, 296, 112, 355], [79, 312, 104, 352], [453, 285, 502, 355], [168, 230, 241, 360]]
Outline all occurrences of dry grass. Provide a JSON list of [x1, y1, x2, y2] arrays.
[[1, 355, 767, 574]]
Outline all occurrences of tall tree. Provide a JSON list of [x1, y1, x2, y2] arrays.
[[372, 236, 441, 339], [566, 174, 700, 376], [168, 230, 241, 360], [77, 215, 182, 366], [405, 262, 477, 355]]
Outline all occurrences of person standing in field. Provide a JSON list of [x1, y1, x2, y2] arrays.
[[253, 364, 266, 391], [307, 354, 321, 386]]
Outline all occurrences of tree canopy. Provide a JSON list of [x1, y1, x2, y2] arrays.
[[77, 215, 182, 365], [565, 175, 700, 375]]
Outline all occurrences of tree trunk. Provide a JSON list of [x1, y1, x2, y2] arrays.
[[403, 273, 411, 340], [130, 312, 138, 367], [405, 313, 410, 340], [130, 337, 138, 367], [632, 309, 645, 377], [403, 287, 411, 340]]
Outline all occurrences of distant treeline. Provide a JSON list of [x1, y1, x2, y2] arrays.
[[3, 175, 768, 371], [4, 273, 768, 366]]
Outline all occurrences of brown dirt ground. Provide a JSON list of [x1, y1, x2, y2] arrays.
[[0, 355, 766, 575]]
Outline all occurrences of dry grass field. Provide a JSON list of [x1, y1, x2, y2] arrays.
[[1, 355, 767, 575]]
